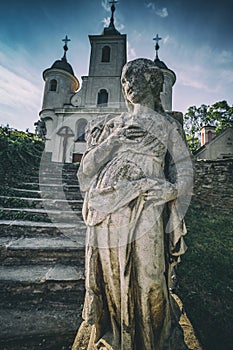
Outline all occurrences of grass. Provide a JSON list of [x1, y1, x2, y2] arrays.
[[176, 202, 233, 350]]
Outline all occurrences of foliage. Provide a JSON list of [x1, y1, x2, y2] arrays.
[[184, 100, 233, 152], [177, 203, 233, 350], [0, 125, 45, 185]]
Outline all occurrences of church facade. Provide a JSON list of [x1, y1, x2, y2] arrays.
[[39, 5, 176, 163]]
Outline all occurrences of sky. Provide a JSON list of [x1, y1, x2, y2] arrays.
[[0, 0, 233, 132]]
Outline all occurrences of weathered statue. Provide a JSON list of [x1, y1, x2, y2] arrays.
[[72, 58, 193, 350], [34, 119, 47, 140]]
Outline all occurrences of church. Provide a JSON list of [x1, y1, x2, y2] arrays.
[[39, 2, 176, 163]]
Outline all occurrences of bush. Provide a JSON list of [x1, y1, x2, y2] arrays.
[[0, 125, 44, 185]]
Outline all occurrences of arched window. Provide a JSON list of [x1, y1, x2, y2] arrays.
[[75, 119, 88, 142], [97, 89, 108, 106], [101, 46, 111, 62], [49, 79, 57, 91]]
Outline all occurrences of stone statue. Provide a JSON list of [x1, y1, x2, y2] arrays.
[[72, 58, 193, 350], [34, 119, 47, 140]]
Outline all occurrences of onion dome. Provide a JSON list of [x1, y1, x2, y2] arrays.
[[153, 34, 176, 83], [51, 57, 74, 75], [43, 35, 75, 78]]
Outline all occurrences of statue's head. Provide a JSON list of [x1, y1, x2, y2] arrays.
[[121, 58, 164, 111]]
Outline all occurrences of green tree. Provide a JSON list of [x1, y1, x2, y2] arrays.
[[184, 100, 233, 152], [0, 125, 45, 185]]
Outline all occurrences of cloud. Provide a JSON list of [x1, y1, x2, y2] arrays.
[[117, 23, 125, 31], [215, 50, 233, 65], [132, 30, 143, 42], [101, 17, 125, 31], [156, 7, 168, 18], [101, 0, 110, 12], [217, 68, 233, 87], [163, 35, 170, 44], [0, 65, 40, 109], [102, 17, 110, 26], [127, 42, 137, 60], [0, 43, 42, 131], [146, 2, 168, 17], [171, 43, 233, 103], [178, 71, 210, 91]]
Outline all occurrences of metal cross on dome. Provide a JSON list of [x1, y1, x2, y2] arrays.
[[153, 34, 162, 59], [62, 35, 71, 46], [109, 0, 118, 7], [62, 35, 71, 59]]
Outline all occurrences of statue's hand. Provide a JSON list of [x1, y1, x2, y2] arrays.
[[144, 181, 178, 203], [106, 124, 147, 146]]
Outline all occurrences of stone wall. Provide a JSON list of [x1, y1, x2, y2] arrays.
[[193, 158, 233, 210]]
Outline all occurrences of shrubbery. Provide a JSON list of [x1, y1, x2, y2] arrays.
[[0, 125, 44, 185]]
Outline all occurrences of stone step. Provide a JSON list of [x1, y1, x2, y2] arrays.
[[0, 235, 85, 265], [0, 264, 85, 305], [0, 208, 50, 223], [38, 166, 79, 177], [39, 169, 78, 177], [0, 263, 84, 284], [40, 184, 81, 193], [2, 187, 82, 201], [0, 208, 84, 225], [16, 182, 81, 193], [41, 189, 83, 202], [16, 182, 40, 191], [39, 177, 79, 186], [0, 303, 82, 350], [6, 188, 42, 198], [0, 220, 86, 238], [0, 196, 83, 209]]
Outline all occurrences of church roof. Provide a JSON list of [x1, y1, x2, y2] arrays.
[[43, 36, 75, 78], [51, 57, 74, 76], [154, 57, 168, 70], [102, 23, 121, 36], [153, 34, 176, 82]]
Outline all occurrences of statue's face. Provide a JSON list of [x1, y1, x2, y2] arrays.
[[122, 70, 152, 104], [121, 59, 164, 108]]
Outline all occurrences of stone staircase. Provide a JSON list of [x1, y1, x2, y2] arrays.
[[0, 160, 86, 349]]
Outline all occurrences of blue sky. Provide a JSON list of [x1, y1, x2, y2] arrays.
[[0, 0, 233, 131]]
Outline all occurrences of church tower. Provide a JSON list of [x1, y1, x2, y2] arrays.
[[39, 2, 127, 163], [71, 1, 126, 109], [41, 36, 79, 110]]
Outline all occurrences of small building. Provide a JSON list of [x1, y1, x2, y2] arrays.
[[39, 3, 177, 163], [195, 126, 233, 160]]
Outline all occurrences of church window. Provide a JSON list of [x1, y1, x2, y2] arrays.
[[97, 89, 108, 106], [102, 46, 111, 62], [75, 119, 88, 142], [50, 79, 57, 91]]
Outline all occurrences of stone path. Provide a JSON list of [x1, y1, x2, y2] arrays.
[[0, 162, 85, 350]]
